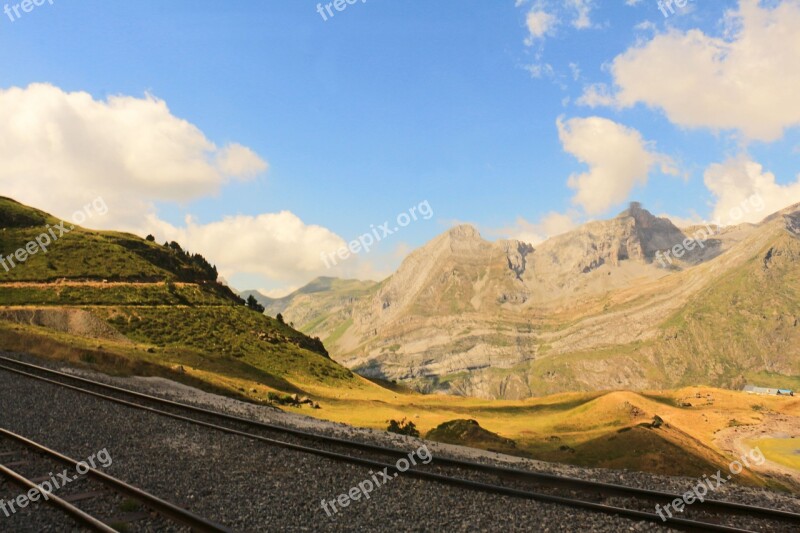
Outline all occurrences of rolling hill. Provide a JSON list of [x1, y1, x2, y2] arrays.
[[0, 196, 367, 401]]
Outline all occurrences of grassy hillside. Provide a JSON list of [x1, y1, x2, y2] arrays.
[[656, 230, 800, 384], [0, 197, 365, 400], [0, 198, 222, 283]]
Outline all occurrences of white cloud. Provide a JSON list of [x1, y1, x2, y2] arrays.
[[524, 62, 555, 79], [259, 285, 300, 298], [147, 209, 388, 290], [576, 82, 615, 107], [0, 83, 386, 288], [0, 83, 267, 228], [567, 0, 593, 29], [522, 1, 597, 43], [633, 20, 656, 32], [525, 9, 558, 42], [704, 156, 800, 224], [149, 212, 346, 282], [215, 144, 268, 178], [584, 0, 800, 142], [502, 211, 580, 245], [557, 116, 678, 215], [568, 62, 581, 81], [657, 212, 703, 229]]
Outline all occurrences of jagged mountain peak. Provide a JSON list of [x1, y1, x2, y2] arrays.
[[614, 201, 684, 238], [445, 224, 482, 240], [617, 201, 653, 219], [532, 202, 687, 275]]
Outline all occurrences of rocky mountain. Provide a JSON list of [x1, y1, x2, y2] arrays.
[[261, 203, 800, 399]]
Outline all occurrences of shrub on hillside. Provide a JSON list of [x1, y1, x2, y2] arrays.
[[246, 295, 265, 313], [387, 418, 420, 437]]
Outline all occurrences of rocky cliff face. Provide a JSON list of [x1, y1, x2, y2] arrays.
[[530, 202, 689, 278], [267, 203, 800, 399]]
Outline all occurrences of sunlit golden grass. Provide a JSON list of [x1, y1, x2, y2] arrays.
[[2, 319, 796, 487], [747, 437, 800, 471]]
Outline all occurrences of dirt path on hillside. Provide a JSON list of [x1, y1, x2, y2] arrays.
[[0, 281, 193, 288], [714, 413, 800, 489]]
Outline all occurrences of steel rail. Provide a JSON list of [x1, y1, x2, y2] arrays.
[[2, 356, 797, 524], [1, 357, 797, 532], [0, 462, 117, 532], [0, 427, 233, 533]]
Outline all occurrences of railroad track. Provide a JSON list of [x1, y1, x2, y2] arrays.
[[1, 355, 799, 532], [0, 426, 232, 532]]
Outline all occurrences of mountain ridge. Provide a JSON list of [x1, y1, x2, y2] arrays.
[[264, 202, 800, 399]]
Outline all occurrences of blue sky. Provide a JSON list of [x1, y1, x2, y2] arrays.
[[1, 1, 799, 294]]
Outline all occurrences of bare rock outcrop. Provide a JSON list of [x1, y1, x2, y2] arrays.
[[0, 308, 131, 343]]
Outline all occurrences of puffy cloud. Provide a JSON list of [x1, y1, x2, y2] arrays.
[[502, 211, 580, 245], [584, 0, 800, 142], [557, 116, 678, 214], [215, 144, 268, 178], [0, 83, 267, 228], [0, 83, 381, 288], [567, 0, 593, 29], [704, 156, 800, 224], [148, 212, 360, 286], [525, 9, 557, 42]]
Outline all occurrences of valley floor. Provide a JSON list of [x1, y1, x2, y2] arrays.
[[715, 414, 800, 486]]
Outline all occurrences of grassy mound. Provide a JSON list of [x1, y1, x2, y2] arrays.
[[426, 419, 519, 455]]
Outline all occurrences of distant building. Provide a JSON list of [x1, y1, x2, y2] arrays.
[[743, 385, 794, 396]]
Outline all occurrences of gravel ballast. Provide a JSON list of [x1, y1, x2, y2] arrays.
[[1, 352, 798, 532]]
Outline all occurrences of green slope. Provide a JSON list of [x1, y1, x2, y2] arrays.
[[655, 229, 800, 384], [0, 197, 362, 397], [0, 197, 222, 283]]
